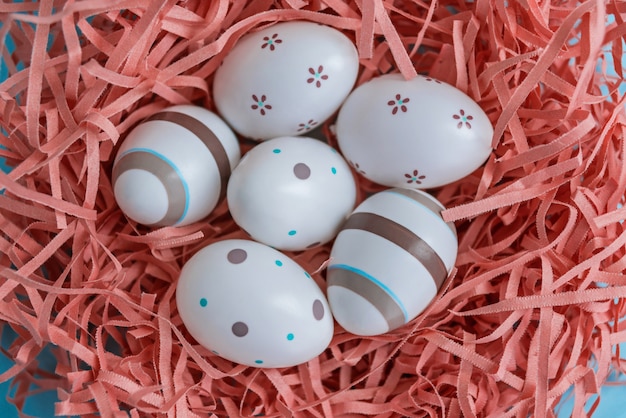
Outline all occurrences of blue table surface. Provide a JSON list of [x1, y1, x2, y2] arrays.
[[1, 13, 626, 418]]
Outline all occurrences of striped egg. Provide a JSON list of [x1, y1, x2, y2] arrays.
[[327, 188, 457, 336], [112, 105, 240, 227]]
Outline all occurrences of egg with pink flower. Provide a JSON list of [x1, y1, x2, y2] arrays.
[[335, 73, 494, 189], [213, 20, 359, 140]]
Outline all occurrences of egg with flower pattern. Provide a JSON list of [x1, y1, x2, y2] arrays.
[[213, 20, 359, 140], [335, 73, 494, 189]]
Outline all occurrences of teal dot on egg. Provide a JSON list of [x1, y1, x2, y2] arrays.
[[304, 271, 311, 279], [255, 360, 264, 364], [273, 149, 281, 154], [275, 260, 283, 267], [288, 230, 297, 236], [331, 167, 337, 174], [199, 298, 208, 307], [287, 333, 294, 341]]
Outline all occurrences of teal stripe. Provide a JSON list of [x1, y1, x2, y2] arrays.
[[328, 263, 408, 322], [119, 147, 190, 224]]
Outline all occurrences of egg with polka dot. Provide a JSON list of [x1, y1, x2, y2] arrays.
[[227, 136, 357, 251], [176, 239, 334, 368], [112, 105, 240, 227], [335, 73, 493, 189], [213, 20, 359, 140]]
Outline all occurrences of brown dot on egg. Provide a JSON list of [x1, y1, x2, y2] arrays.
[[227, 248, 247, 264], [293, 163, 311, 179], [232, 321, 249, 337], [312, 299, 325, 320]]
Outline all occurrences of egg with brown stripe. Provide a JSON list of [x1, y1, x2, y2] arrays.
[[112, 105, 241, 227], [326, 188, 457, 336]]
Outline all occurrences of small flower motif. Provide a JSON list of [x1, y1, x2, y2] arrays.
[[307, 65, 329, 88], [261, 33, 282, 51], [404, 169, 426, 184], [297, 119, 318, 132], [349, 160, 366, 175], [453, 109, 473, 129], [387, 94, 410, 115], [251, 94, 272, 115]]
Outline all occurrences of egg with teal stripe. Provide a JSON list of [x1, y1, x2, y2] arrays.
[[327, 188, 458, 336], [112, 105, 241, 227], [176, 239, 333, 368], [227, 136, 356, 251]]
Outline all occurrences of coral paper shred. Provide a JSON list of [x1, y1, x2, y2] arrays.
[[1, 0, 626, 417]]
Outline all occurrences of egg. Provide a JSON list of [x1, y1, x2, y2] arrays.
[[176, 239, 334, 368], [213, 20, 359, 140], [335, 73, 493, 189], [112, 105, 240, 227], [227, 136, 357, 251], [326, 188, 457, 336]]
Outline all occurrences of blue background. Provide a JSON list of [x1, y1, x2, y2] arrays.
[[0, 11, 625, 418]]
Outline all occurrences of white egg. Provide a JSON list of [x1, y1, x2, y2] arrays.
[[326, 188, 457, 336], [112, 105, 240, 227], [213, 21, 359, 140], [227, 136, 357, 251], [176, 239, 334, 368], [335, 73, 493, 189]]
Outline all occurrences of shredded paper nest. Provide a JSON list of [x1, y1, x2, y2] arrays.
[[1, 0, 626, 416]]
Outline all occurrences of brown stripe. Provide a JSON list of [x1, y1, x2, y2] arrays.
[[342, 212, 448, 289], [147, 111, 231, 198], [389, 188, 457, 238], [327, 266, 405, 331], [112, 151, 186, 226]]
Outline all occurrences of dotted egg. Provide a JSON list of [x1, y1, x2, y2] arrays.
[[327, 188, 458, 336], [176, 239, 334, 368], [112, 105, 240, 227], [227, 136, 357, 251]]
